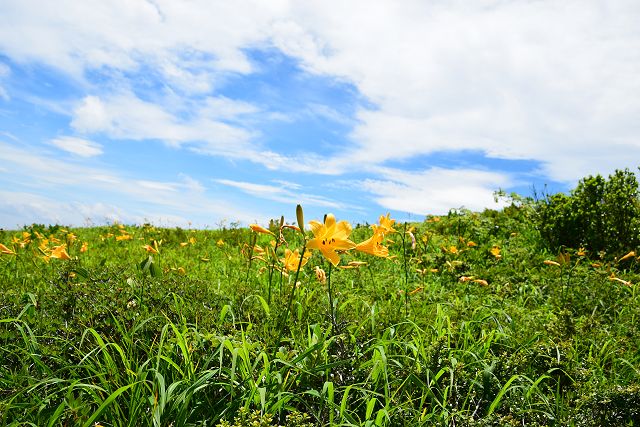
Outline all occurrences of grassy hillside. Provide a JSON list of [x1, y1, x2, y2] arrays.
[[1, 198, 639, 426]]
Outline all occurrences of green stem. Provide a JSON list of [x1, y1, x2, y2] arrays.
[[276, 243, 306, 346], [402, 222, 409, 317], [327, 263, 336, 330], [244, 233, 257, 287], [267, 237, 281, 304]]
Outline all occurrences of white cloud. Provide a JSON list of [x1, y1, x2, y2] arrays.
[[271, 1, 640, 182], [215, 178, 342, 208], [0, 61, 9, 101], [48, 136, 103, 157], [0, 0, 287, 81], [0, 142, 261, 227], [0, 190, 130, 227], [1, 0, 639, 203], [360, 167, 510, 215], [71, 93, 257, 156]]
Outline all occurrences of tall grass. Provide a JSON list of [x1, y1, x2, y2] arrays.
[[1, 204, 640, 426]]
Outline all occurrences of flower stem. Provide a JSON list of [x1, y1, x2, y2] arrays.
[[267, 238, 281, 304], [327, 262, 337, 331], [244, 232, 257, 286], [276, 243, 306, 346], [402, 222, 409, 317]]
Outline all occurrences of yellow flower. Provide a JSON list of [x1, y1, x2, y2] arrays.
[[377, 213, 396, 235], [314, 266, 327, 284], [618, 251, 636, 263], [355, 230, 389, 258], [543, 260, 561, 267], [116, 234, 133, 241], [610, 275, 632, 287], [50, 245, 71, 260], [307, 213, 356, 266], [216, 239, 225, 247], [281, 248, 311, 272], [347, 261, 368, 267], [490, 246, 502, 259], [409, 286, 423, 295], [283, 224, 301, 232], [80, 242, 89, 253], [142, 244, 158, 254], [249, 224, 274, 235], [0, 243, 15, 255]]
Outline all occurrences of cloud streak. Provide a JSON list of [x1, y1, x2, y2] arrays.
[[215, 178, 342, 209], [48, 136, 103, 157]]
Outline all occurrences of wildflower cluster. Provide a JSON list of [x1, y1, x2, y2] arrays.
[[248, 208, 396, 277], [0, 229, 89, 262]]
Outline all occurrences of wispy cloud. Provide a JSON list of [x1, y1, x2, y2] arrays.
[[215, 178, 342, 209], [359, 167, 510, 215], [0, 61, 9, 101], [0, 141, 260, 227], [71, 93, 257, 155], [48, 136, 103, 157]]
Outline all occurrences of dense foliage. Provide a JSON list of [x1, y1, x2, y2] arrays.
[[537, 168, 640, 254], [1, 189, 640, 426]]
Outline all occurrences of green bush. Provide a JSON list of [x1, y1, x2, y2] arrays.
[[537, 168, 640, 254]]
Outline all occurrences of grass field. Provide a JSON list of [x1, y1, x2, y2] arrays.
[[1, 199, 640, 426]]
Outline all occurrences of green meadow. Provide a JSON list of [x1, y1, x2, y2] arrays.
[[2, 171, 640, 426]]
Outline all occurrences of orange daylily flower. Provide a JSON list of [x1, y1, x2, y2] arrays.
[[355, 230, 389, 258], [314, 266, 327, 284], [377, 213, 396, 235], [490, 246, 502, 259], [347, 261, 368, 267], [0, 243, 15, 255], [249, 224, 274, 236], [618, 251, 636, 263], [544, 260, 561, 267], [281, 248, 312, 272], [610, 275, 632, 287], [307, 213, 356, 266], [50, 245, 71, 260], [142, 244, 158, 254]]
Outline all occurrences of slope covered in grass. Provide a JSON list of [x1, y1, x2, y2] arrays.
[[1, 197, 640, 426]]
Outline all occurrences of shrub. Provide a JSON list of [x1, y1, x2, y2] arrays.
[[537, 168, 640, 254]]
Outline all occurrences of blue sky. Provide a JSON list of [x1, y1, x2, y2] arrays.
[[1, 1, 639, 229]]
